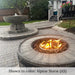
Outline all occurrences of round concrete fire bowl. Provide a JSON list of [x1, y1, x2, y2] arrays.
[[18, 35, 75, 67], [3, 15, 28, 33], [0, 15, 38, 40]]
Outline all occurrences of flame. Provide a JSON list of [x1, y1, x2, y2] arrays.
[[49, 40, 52, 48], [39, 39, 62, 50], [45, 43, 50, 49]]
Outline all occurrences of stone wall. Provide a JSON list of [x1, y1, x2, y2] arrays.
[[0, 8, 16, 21], [0, 8, 29, 21]]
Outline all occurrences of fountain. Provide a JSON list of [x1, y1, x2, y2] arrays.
[[3, 15, 28, 33], [0, 15, 38, 40]]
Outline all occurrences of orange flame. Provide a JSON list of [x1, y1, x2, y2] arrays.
[[39, 39, 62, 50]]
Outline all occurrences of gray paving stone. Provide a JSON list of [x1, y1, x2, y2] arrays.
[[0, 21, 75, 67]]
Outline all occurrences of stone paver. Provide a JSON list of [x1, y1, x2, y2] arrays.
[[0, 27, 38, 40], [26, 21, 57, 29], [0, 21, 75, 67], [0, 21, 56, 40], [0, 39, 23, 67]]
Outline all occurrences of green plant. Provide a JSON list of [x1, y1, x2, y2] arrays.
[[30, 0, 49, 20], [0, 0, 29, 14], [58, 20, 75, 28]]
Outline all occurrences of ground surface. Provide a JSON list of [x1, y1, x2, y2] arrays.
[[58, 20, 75, 34], [58, 20, 75, 28], [66, 27, 75, 34], [0, 21, 75, 67]]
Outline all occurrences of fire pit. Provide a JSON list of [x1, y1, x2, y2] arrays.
[[18, 35, 75, 67], [32, 38, 68, 54]]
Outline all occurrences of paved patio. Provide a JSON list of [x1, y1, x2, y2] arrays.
[[0, 21, 75, 67]]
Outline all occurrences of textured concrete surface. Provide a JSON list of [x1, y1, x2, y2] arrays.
[[0, 21, 56, 40], [0, 27, 38, 40], [25, 21, 57, 29], [18, 35, 75, 67], [3, 15, 28, 33], [0, 21, 75, 67]]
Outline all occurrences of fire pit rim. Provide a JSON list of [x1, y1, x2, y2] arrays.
[[18, 35, 75, 67]]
